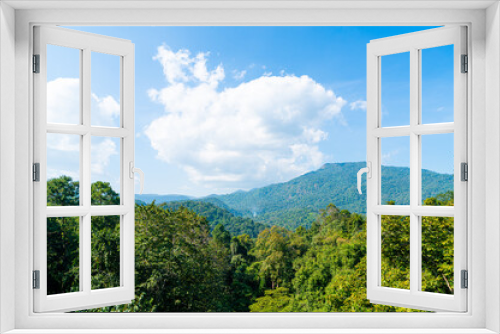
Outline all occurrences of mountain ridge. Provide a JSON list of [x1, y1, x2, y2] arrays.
[[137, 162, 453, 230]]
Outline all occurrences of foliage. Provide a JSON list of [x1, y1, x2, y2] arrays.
[[206, 162, 453, 229], [162, 200, 268, 238], [46, 176, 455, 313]]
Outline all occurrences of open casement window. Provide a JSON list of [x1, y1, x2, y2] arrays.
[[365, 26, 467, 312], [33, 26, 136, 312]]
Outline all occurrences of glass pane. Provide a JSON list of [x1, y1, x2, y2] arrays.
[[47, 216, 80, 295], [421, 45, 454, 124], [91, 215, 120, 290], [91, 52, 121, 127], [381, 52, 410, 127], [46, 44, 81, 125], [422, 133, 454, 206], [421, 216, 454, 295], [381, 215, 410, 290], [47, 133, 80, 206], [91, 136, 121, 205], [381, 136, 410, 205]]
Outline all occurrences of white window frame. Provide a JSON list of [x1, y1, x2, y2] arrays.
[[33, 25, 136, 312], [1, 1, 499, 333], [366, 26, 467, 312]]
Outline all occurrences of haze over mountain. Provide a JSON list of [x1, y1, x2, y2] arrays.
[[136, 162, 454, 230]]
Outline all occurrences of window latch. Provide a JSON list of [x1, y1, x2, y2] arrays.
[[357, 162, 372, 195], [129, 162, 145, 195]]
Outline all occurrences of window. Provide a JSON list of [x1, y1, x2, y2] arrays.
[[34, 25, 467, 314], [364, 26, 467, 312], [33, 26, 137, 312], [3, 2, 495, 332]]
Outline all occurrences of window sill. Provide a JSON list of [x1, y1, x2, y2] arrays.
[[3, 330, 497, 334]]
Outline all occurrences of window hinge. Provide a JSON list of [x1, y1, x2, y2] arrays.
[[461, 54, 468, 73], [33, 270, 40, 289], [33, 163, 40, 182], [461, 270, 468, 289], [33, 54, 40, 73], [461, 162, 468, 181]]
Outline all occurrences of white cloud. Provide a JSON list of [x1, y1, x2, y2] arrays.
[[47, 77, 120, 127], [91, 94, 120, 126], [91, 138, 118, 175], [46, 77, 121, 154], [47, 169, 79, 181], [232, 69, 247, 80], [146, 46, 347, 191], [47, 78, 80, 124], [349, 100, 367, 111], [47, 133, 80, 152], [153, 46, 224, 86], [382, 150, 400, 165]]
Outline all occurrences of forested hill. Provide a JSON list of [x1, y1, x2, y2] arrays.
[[135, 194, 192, 204], [207, 162, 453, 229], [136, 162, 453, 230], [161, 200, 267, 238]]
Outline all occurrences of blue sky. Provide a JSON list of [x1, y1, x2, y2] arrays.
[[49, 26, 454, 196]]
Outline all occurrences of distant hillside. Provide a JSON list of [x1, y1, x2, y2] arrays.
[[207, 162, 453, 230], [162, 200, 267, 238], [135, 194, 193, 204]]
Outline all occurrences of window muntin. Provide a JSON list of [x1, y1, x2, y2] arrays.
[[366, 26, 467, 312], [33, 26, 136, 312]]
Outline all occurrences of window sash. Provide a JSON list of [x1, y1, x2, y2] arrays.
[[366, 26, 468, 312], [33, 25, 136, 313]]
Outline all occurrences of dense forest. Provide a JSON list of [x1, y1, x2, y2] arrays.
[[47, 176, 454, 312]]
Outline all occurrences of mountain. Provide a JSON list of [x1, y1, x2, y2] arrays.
[[135, 194, 193, 204], [161, 200, 267, 238], [206, 162, 453, 230], [137, 162, 454, 231]]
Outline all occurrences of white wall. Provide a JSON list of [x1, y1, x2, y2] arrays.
[[0, 2, 16, 333], [486, 2, 500, 332]]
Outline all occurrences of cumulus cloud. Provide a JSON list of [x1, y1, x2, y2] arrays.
[[349, 100, 367, 111], [47, 78, 80, 124], [154, 46, 224, 86], [47, 77, 121, 128], [146, 46, 347, 191], [91, 138, 118, 175], [91, 93, 120, 126], [47, 169, 79, 181]]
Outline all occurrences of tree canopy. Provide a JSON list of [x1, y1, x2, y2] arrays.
[[46, 176, 454, 312]]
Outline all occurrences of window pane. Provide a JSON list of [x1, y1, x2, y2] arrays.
[[47, 216, 80, 295], [381, 52, 410, 127], [91, 215, 120, 290], [381, 215, 410, 290], [421, 45, 454, 124], [47, 133, 80, 206], [421, 216, 454, 295], [421, 133, 454, 206], [46, 44, 81, 125], [381, 136, 410, 205], [91, 52, 121, 127], [91, 136, 121, 205]]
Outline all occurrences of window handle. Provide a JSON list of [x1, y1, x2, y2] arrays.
[[129, 161, 145, 195], [357, 162, 371, 195]]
